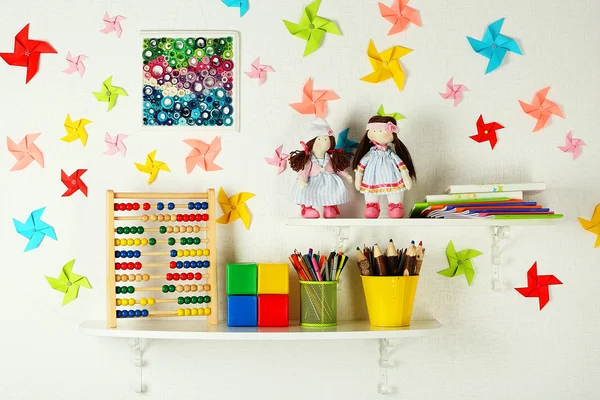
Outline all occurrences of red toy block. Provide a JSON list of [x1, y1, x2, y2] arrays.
[[257, 294, 289, 327]]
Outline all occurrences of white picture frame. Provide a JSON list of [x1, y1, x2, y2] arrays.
[[139, 30, 240, 132]]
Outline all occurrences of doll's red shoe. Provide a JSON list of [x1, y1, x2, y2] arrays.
[[364, 203, 381, 218], [388, 203, 404, 218], [323, 205, 340, 219], [300, 205, 320, 219]]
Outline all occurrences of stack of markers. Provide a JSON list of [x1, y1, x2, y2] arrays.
[[289, 249, 348, 281], [356, 240, 425, 276]]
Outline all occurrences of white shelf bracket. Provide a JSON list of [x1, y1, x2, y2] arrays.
[[128, 338, 145, 394], [377, 338, 396, 395], [491, 226, 511, 291], [336, 226, 350, 252]]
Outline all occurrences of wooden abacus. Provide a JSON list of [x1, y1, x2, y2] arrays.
[[106, 190, 218, 328]]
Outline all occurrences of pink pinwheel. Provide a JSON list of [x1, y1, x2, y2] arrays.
[[289, 78, 339, 118], [519, 87, 564, 132], [103, 133, 128, 156], [558, 131, 586, 160], [265, 145, 289, 175], [245, 57, 274, 85], [184, 137, 223, 173], [63, 51, 87, 77], [100, 12, 126, 38], [6, 133, 44, 171], [440, 77, 469, 107], [378, 0, 422, 35]]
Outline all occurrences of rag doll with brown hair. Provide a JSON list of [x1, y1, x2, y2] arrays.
[[289, 119, 353, 219], [352, 115, 416, 218]]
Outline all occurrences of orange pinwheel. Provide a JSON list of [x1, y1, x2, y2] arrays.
[[183, 137, 223, 173], [378, 0, 422, 35], [519, 87, 564, 132], [289, 78, 339, 118]]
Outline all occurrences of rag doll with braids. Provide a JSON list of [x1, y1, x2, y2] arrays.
[[352, 115, 416, 218], [289, 119, 353, 219]]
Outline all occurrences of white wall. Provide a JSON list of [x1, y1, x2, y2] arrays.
[[1, 0, 599, 399]]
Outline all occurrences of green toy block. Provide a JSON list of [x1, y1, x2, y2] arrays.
[[226, 263, 258, 295]]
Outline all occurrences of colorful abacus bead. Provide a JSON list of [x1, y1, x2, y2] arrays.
[[157, 202, 164, 210], [116, 309, 148, 318], [168, 202, 175, 210], [116, 286, 135, 294], [143, 203, 151, 211]]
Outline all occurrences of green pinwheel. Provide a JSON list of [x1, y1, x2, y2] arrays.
[[437, 241, 482, 286], [283, 0, 341, 56], [93, 76, 128, 111], [377, 104, 405, 120], [46, 259, 91, 305]]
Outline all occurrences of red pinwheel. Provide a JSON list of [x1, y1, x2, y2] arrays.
[[469, 114, 504, 149], [61, 169, 88, 197], [515, 262, 562, 310], [0, 24, 57, 83]]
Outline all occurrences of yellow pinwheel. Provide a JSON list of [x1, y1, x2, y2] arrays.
[[216, 187, 255, 230], [134, 150, 170, 184], [360, 40, 412, 91], [61, 114, 91, 146], [578, 204, 600, 248]]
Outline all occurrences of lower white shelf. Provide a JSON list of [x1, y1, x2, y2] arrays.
[[79, 319, 442, 341]]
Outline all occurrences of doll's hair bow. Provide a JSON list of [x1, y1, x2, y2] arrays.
[[300, 141, 309, 155]]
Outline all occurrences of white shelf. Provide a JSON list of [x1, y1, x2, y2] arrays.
[[286, 217, 560, 227], [79, 319, 442, 341]]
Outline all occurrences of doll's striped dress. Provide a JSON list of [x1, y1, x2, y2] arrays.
[[355, 145, 407, 195]]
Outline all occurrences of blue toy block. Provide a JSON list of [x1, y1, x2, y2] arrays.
[[227, 295, 258, 327]]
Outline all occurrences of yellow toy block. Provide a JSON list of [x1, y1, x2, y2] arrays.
[[257, 263, 289, 294]]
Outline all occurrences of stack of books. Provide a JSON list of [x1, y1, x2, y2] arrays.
[[409, 183, 563, 220]]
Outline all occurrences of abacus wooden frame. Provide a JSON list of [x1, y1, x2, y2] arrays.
[[106, 190, 218, 328]]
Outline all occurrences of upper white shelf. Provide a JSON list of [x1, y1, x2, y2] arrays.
[[79, 320, 442, 341], [286, 218, 560, 227]]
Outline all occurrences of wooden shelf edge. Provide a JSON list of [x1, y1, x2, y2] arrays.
[[285, 218, 559, 227]]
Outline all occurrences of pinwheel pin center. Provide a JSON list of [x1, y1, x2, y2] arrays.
[[484, 130, 488, 134], [491, 44, 497, 49], [309, 24, 315, 29], [24, 51, 31, 56]]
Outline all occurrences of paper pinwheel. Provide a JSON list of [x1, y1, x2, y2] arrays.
[[519, 87, 564, 132], [469, 115, 504, 149], [515, 262, 562, 310], [100, 12, 126, 38], [61, 169, 88, 197], [377, 104, 405, 120], [221, 0, 249, 17], [104, 133, 128, 156], [46, 259, 91, 306], [558, 131, 586, 160], [334, 129, 358, 155], [93, 76, 128, 111], [7, 133, 44, 171], [61, 114, 91, 146], [283, 0, 341, 57], [0, 24, 57, 83], [245, 57, 274, 85], [360, 40, 412, 92], [467, 18, 522, 74], [13, 207, 57, 252], [289, 78, 339, 118], [135, 150, 170, 184], [184, 137, 223, 173], [378, 0, 422, 35], [578, 204, 600, 248], [265, 145, 290, 175], [216, 187, 256, 230], [63, 51, 87, 77], [437, 240, 482, 286], [440, 78, 469, 107]]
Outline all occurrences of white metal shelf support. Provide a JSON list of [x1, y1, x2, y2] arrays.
[[129, 338, 145, 393], [336, 226, 350, 252], [378, 338, 396, 395], [491, 226, 511, 291]]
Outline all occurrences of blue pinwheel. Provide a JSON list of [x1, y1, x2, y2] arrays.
[[221, 0, 249, 17], [467, 18, 522, 74], [13, 207, 57, 251], [335, 128, 358, 155]]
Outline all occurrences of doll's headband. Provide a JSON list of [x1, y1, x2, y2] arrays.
[[366, 121, 397, 133]]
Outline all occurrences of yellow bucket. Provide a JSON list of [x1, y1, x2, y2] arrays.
[[361, 276, 419, 327]]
